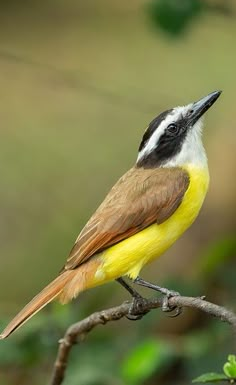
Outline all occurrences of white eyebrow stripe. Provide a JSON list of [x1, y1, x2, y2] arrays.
[[137, 125, 163, 161]]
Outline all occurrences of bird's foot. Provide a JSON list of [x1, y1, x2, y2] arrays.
[[133, 276, 182, 317], [161, 290, 182, 317], [116, 277, 150, 320], [126, 296, 150, 321]]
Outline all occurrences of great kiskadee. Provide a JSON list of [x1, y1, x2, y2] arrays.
[[0, 90, 221, 339]]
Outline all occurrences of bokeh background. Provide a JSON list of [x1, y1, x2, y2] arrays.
[[0, 1, 235, 384]]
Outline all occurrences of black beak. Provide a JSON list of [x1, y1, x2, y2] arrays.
[[189, 90, 222, 126]]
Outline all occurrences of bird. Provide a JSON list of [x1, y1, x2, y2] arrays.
[[0, 90, 221, 339]]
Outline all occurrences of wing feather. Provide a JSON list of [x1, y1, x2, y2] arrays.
[[62, 167, 189, 271]]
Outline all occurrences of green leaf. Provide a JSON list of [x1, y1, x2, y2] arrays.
[[121, 339, 172, 385], [223, 355, 236, 379], [147, 0, 203, 36], [192, 372, 228, 383]]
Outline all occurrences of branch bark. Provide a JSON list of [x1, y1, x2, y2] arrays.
[[50, 295, 236, 385]]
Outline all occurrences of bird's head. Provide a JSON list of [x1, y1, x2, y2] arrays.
[[137, 91, 221, 168]]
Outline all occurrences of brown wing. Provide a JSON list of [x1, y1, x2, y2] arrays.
[[62, 167, 189, 271]]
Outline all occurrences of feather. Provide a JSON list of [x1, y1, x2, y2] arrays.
[[0, 271, 76, 339]]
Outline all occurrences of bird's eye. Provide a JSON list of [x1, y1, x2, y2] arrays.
[[167, 123, 179, 135]]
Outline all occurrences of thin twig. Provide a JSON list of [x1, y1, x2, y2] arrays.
[[50, 295, 236, 385]]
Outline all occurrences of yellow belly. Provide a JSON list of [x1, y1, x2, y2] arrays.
[[93, 165, 209, 285]]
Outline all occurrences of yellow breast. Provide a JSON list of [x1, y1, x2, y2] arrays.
[[94, 165, 209, 285]]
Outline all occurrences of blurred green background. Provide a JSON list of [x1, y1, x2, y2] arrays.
[[0, 0, 235, 384]]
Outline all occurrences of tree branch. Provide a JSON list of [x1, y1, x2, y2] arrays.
[[50, 295, 236, 385]]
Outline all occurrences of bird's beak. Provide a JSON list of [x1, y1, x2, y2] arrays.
[[188, 90, 222, 126]]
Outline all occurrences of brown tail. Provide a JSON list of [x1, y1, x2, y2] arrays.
[[0, 271, 75, 339]]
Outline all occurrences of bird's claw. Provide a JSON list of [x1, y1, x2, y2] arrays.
[[126, 313, 144, 321], [126, 296, 150, 321], [161, 290, 182, 317]]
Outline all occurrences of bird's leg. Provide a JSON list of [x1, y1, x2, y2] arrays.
[[116, 277, 142, 298], [133, 276, 182, 316], [116, 277, 150, 320], [133, 276, 180, 297]]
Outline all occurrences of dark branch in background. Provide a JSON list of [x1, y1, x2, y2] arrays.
[[0, 49, 161, 114], [50, 295, 236, 385], [206, 0, 235, 17]]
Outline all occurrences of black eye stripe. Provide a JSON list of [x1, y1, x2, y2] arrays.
[[137, 112, 188, 168]]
